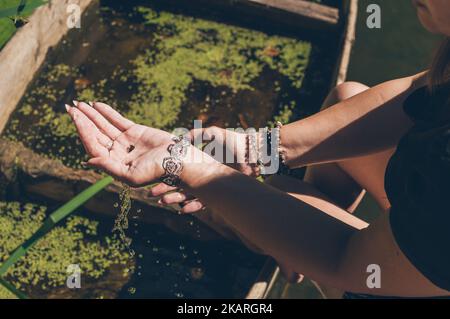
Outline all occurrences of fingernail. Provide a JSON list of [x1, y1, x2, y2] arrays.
[[80, 161, 88, 167], [72, 100, 79, 107], [65, 104, 71, 112], [157, 199, 163, 205], [88, 101, 94, 107]]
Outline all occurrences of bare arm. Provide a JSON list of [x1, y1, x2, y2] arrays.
[[182, 160, 448, 297], [281, 73, 427, 168], [67, 93, 448, 297]]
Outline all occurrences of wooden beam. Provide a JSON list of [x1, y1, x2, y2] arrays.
[[232, 0, 340, 31], [0, 139, 221, 240], [246, 0, 339, 26], [164, 0, 340, 31]]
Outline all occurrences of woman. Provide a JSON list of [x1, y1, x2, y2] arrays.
[[66, 0, 450, 297]]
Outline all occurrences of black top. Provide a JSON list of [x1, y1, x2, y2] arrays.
[[386, 84, 450, 291]]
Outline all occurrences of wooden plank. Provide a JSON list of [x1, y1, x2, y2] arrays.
[[0, 138, 222, 240], [245, 0, 339, 27], [167, 0, 340, 31]]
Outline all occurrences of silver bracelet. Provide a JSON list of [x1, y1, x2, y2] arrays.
[[246, 130, 263, 176], [160, 135, 191, 187]]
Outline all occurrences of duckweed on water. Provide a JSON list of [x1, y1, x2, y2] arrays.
[[127, 7, 310, 128], [3, 4, 311, 168], [0, 201, 132, 296]]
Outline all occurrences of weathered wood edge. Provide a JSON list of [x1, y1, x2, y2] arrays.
[[238, 0, 340, 30]]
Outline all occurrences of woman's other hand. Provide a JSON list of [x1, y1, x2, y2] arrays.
[[151, 126, 259, 213]]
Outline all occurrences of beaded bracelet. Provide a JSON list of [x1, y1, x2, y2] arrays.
[[273, 121, 291, 175], [245, 122, 290, 176]]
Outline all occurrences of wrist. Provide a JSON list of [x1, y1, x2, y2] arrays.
[[157, 135, 227, 188], [278, 124, 303, 169], [180, 146, 228, 190]]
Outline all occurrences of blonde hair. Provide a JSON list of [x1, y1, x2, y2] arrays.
[[429, 38, 450, 91]]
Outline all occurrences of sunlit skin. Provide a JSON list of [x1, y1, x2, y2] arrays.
[[68, 1, 450, 297]]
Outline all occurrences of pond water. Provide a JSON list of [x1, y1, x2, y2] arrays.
[[0, 0, 342, 298], [0, 195, 265, 299], [2, 0, 337, 169]]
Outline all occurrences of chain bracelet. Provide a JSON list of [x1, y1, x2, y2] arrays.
[[160, 135, 191, 187]]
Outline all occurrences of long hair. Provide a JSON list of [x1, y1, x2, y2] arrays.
[[429, 38, 450, 91]]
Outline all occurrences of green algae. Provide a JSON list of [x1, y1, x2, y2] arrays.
[[0, 201, 132, 296], [126, 7, 310, 128], [0, 284, 16, 299]]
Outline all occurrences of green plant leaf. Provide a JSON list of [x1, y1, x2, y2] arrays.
[[0, 0, 48, 18]]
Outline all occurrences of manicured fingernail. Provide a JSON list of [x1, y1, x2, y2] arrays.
[[157, 199, 163, 205], [65, 104, 71, 112], [80, 161, 88, 167], [72, 100, 79, 106], [88, 101, 94, 107]]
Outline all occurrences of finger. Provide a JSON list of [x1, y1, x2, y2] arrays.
[[160, 192, 190, 205], [180, 200, 205, 214], [66, 105, 108, 157], [87, 157, 128, 180], [149, 183, 177, 197], [96, 133, 114, 150], [76, 102, 122, 140], [92, 102, 134, 131]]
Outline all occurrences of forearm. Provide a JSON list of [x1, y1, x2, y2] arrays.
[[281, 74, 426, 168], [181, 153, 365, 282], [175, 148, 442, 296]]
